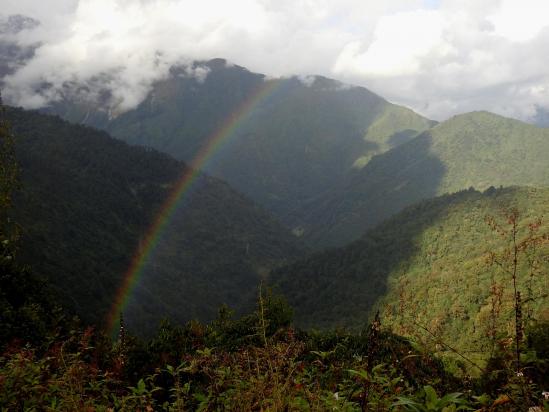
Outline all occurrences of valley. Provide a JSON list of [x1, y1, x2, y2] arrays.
[[1, 4, 549, 407]]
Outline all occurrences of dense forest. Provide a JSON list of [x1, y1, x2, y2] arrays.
[[6, 106, 305, 333], [40, 63, 549, 249], [274, 187, 549, 373]]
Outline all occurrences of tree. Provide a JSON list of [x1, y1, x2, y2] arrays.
[[485, 208, 547, 374]]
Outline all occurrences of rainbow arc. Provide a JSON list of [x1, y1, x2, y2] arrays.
[[106, 78, 282, 336]]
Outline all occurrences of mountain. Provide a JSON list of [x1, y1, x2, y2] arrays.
[[300, 111, 549, 248], [6, 106, 305, 334], [15, 60, 549, 249], [41, 59, 434, 231], [273, 186, 549, 364]]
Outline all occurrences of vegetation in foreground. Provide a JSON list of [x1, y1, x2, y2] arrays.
[[1, 282, 548, 411]]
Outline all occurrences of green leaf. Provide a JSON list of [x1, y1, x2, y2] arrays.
[[347, 369, 369, 380], [424, 385, 438, 408]]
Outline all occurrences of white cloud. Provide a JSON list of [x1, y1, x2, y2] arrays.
[[1, 0, 548, 122], [296, 75, 317, 87], [487, 0, 549, 42], [332, 1, 549, 121], [334, 10, 446, 77]]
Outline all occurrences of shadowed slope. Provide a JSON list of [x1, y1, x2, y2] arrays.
[[8, 107, 305, 334], [301, 111, 549, 248], [43, 59, 434, 228], [274, 187, 549, 366]]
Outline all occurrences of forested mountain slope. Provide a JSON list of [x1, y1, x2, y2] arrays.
[[274, 187, 549, 364], [43, 59, 434, 229], [7, 107, 305, 334], [300, 111, 549, 248]]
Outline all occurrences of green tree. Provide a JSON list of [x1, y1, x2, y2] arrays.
[[485, 208, 547, 373]]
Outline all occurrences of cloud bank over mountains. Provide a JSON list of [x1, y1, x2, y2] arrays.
[[1, 0, 548, 122]]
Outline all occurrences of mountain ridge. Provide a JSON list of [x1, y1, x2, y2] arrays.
[[273, 186, 549, 365], [298, 110, 549, 248], [37, 58, 435, 233]]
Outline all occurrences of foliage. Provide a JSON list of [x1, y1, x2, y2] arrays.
[[393, 385, 471, 411], [0, 290, 472, 411], [0, 94, 18, 217], [2, 288, 547, 411]]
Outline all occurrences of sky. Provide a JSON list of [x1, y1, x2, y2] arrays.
[[1, 0, 548, 122]]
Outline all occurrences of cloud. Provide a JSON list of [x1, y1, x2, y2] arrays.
[[0, 0, 548, 122], [334, 10, 446, 77], [487, 0, 549, 42], [332, 0, 549, 121]]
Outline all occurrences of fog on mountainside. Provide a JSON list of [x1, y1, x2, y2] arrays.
[[533, 105, 549, 128]]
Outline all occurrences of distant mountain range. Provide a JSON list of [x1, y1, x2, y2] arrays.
[[25, 59, 547, 249], [40, 59, 434, 242], [7, 106, 304, 334]]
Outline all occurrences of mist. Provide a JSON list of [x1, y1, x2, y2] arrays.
[[1, 0, 548, 122]]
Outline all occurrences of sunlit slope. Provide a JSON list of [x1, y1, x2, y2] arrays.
[[424, 111, 549, 191], [8, 107, 305, 334], [274, 187, 549, 360], [45, 59, 434, 224], [301, 111, 549, 248]]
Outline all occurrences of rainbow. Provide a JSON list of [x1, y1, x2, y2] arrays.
[[106, 78, 282, 336]]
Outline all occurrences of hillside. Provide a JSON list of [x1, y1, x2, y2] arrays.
[[7, 106, 305, 334], [300, 111, 549, 248], [43, 59, 434, 226], [273, 187, 549, 365]]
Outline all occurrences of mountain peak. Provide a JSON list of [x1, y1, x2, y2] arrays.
[[442, 110, 533, 127], [205, 57, 229, 69]]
